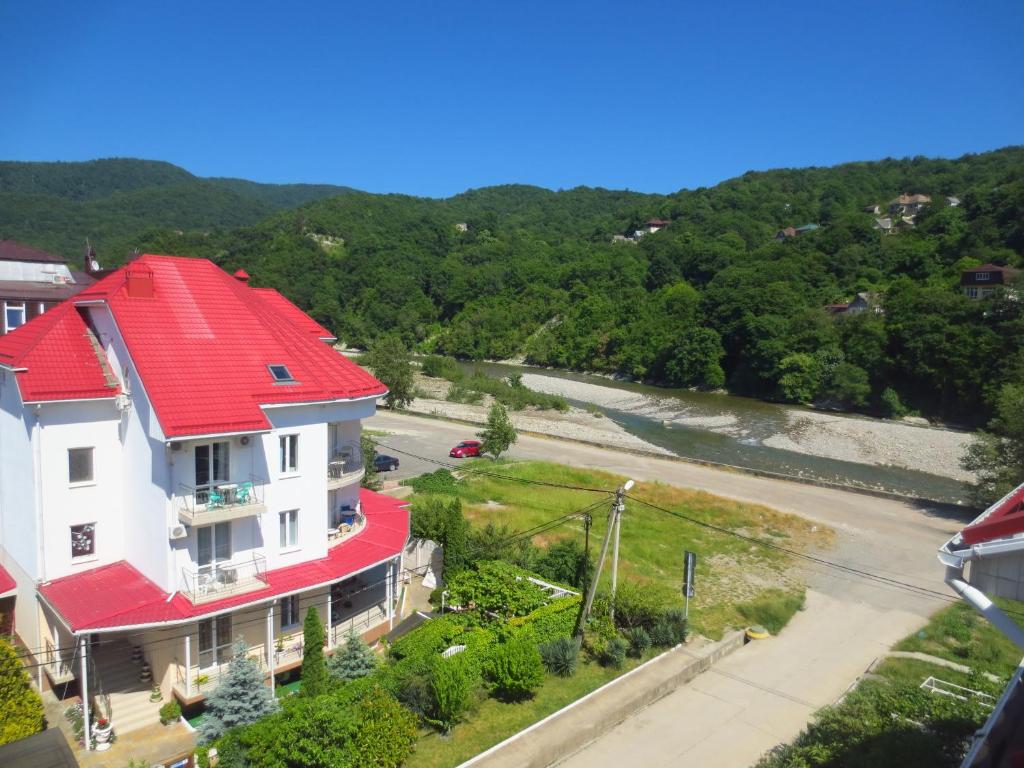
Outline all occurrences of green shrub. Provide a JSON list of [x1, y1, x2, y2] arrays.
[[625, 627, 651, 657], [421, 355, 464, 381], [327, 633, 377, 682], [487, 636, 545, 701], [429, 655, 475, 732], [535, 539, 589, 589], [539, 637, 578, 677], [446, 383, 485, 405], [736, 590, 805, 635], [663, 608, 689, 644], [403, 469, 460, 495], [0, 637, 44, 745], [158, 699, 182, 725], [612, 580, 677, 631], [389, 616, 462, 661], [508, 596, 581, 645], [649, 620, 677, 647], [603, 637, 629, 669], [446, 560, 548, 620]]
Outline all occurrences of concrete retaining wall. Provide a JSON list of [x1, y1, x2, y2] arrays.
[[457, 631, 746, 768]]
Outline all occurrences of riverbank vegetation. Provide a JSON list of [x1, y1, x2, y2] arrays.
[[421, 355, 568, 411]]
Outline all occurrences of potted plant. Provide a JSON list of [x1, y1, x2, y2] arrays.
[[159, 700, 182, 726], [93, 717, 113, 750], [275, 637, 284, 658], [149, 684, 162, 703]]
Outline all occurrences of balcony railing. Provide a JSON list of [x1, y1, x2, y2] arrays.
[[328, 445, 364, 489], [44, 640, 75, 685], [176, 476, 267, 525], [181, 553, 268, 605]]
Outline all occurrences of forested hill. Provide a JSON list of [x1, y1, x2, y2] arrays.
[[7, 149, 1024, 426], [0, 158, 353, 258]]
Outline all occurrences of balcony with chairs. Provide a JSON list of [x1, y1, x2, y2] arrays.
[[176, 476, 267, 526], [327, 443, 364, 490], [180, 553, 268, 605]]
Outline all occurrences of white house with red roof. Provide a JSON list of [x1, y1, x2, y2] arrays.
[[0, 254, 408, 743], [939, 482, 1024, 765]]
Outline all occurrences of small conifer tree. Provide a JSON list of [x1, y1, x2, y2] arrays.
[[301, 606, 328, 696], [327, 633, 377, 681], [198, 639, 277, 743], [0, 636, 43, 745]]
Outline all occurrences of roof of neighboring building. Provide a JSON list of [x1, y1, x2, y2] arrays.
[[958, 484, 1024, 547], [891, 194, 932, 205], [0, 240, 67, 265], [874, 217, 894, 228], [0, 254, 384, 437], [0, 301, 120, 402], [0, 278, 92, 302], [39, 489, 409, 632], [777, 227, 798, 238], [0, 727, 79, 768], [646, 219, 670, 227], [795, 223, 820, 233], [963, 263, 1020, 275], [0, 563, 16, 596]]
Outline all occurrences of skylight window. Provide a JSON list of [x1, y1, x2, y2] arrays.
[[268, 364, 295, 383]]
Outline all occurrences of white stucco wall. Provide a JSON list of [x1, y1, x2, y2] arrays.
[[0, 368, 38, 580]]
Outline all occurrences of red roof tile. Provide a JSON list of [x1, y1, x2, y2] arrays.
[[69, 255, 382, 437], [250, 287, 337, 341], [39, 489, 409, 632], [0, 301, 120, 402], [0, 563, 16, 596]]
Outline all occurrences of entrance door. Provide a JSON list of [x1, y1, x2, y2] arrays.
[[197, 522, 231, 582], [198, 615, 233, 669]]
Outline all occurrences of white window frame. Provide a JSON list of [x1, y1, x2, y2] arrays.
[[198, 615, 233, 670], [3, 302, 26, 334], [70, 523, 96, 560], [975, 272, 990, 281], [68, 447, 95, 486], [280, 595, 300, 630], [279, 434, 299, 474], [966, 286, 979, 298], [279, 510, 299, 550]]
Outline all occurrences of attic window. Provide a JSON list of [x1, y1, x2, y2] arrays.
[[268, 364, 295, 383]]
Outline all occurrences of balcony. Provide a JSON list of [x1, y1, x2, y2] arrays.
[[181, 554, 268, 605], [176, 477, 267, 526], [327, 448, 364, 490], [328, 506, 366, 546]]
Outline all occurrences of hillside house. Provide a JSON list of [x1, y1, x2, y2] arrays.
[[946, 196, 961, 207], [939, 482, 1024, 766], [775, 224, 819, 241], [632, 219, 670, 239], [863, 204, 882, 215], [961, 264, 1021, 299], [889, 193, 932, 216], [825, 292, 879, 317], [0, 240, 94, 336], [873, 217, 895, 234], [0, 255, 408, 745]]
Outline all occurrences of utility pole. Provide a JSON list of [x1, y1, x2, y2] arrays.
[[574, 481, 633, 646], [609, 495, 624, 624]]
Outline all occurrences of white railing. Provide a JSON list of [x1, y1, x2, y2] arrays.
[[181, 554, 268, 604]]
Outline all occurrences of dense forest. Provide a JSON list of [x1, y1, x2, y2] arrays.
[[2, 150, 1022, 427], [0, 158, 352, 258]]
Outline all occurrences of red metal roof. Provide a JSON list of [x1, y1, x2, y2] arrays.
[[68, 255, 382, 437], [0, 563, 16, 596], [38, 489, 409, 632], [961, 485, 1024, 546], [250, 287, 337, 341], [0, 301, 120, 402]]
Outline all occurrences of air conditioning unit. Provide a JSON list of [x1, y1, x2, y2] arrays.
[[238, 435, 250, 446], [169, 524, 188, 540], [169, 441, 182, 452]]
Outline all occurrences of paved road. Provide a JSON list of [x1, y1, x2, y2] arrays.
[[367, 411, 968, 767]]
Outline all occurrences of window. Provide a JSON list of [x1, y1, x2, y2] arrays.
[[268, 364, 294, 383], [197, 522, 231, 569], [3, 302, 25, 334], [198, 615, 233, 669], [976, 272, 991, 281], [966, 286, 979, 298], [279, 510, 298, 549], [68, 448, 94, 484], [281, 595, 300, 629], [279, 434, 298, 473], [195, 442, 230, 502], [70, 523, 95, 558]]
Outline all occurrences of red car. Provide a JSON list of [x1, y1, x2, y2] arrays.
[[449, 440, 482, 458]]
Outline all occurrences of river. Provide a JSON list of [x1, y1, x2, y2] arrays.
[[455, 361, 972, 504]]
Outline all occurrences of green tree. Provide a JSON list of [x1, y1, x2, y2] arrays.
[[442, 499, 471, 576], [487, 635, 545, 701], [428, 655, 473, 732], [327, 634, 377, 682], [0, 637, 43, 745], [479, 402, 517, 459], [962, 384, 1024, 505], [365, 333, 414, 409], [360, 434, 381, 491], [777, 353, 821, 403], [301, 606, 329, 697], [198, 639, 277, 743]]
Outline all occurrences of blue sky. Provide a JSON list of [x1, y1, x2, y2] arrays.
[[1, 1, 1021, 197]]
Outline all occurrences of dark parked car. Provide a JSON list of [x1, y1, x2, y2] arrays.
[[449, 440, 482, 458], [373, 454, 400, 471]]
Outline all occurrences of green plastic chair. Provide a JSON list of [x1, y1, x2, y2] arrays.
[[235, 482, 254, 505], [207, 489, 225, 508]]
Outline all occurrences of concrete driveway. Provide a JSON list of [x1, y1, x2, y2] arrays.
[[368, 411, 969, 767]]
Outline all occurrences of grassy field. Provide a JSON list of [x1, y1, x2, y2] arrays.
[[411, 459, 834, 638], [406, 653, 653, 768]]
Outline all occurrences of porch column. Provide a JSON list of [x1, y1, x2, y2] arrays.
[[325, 590, 332, 647], [265, 603, 275, 695], [79, 635, 91, 750], [387, 558, 395, 630], [184, 632, 192, 697]]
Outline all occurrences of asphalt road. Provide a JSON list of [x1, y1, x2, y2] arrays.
[[367, 410, 968, 767]]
